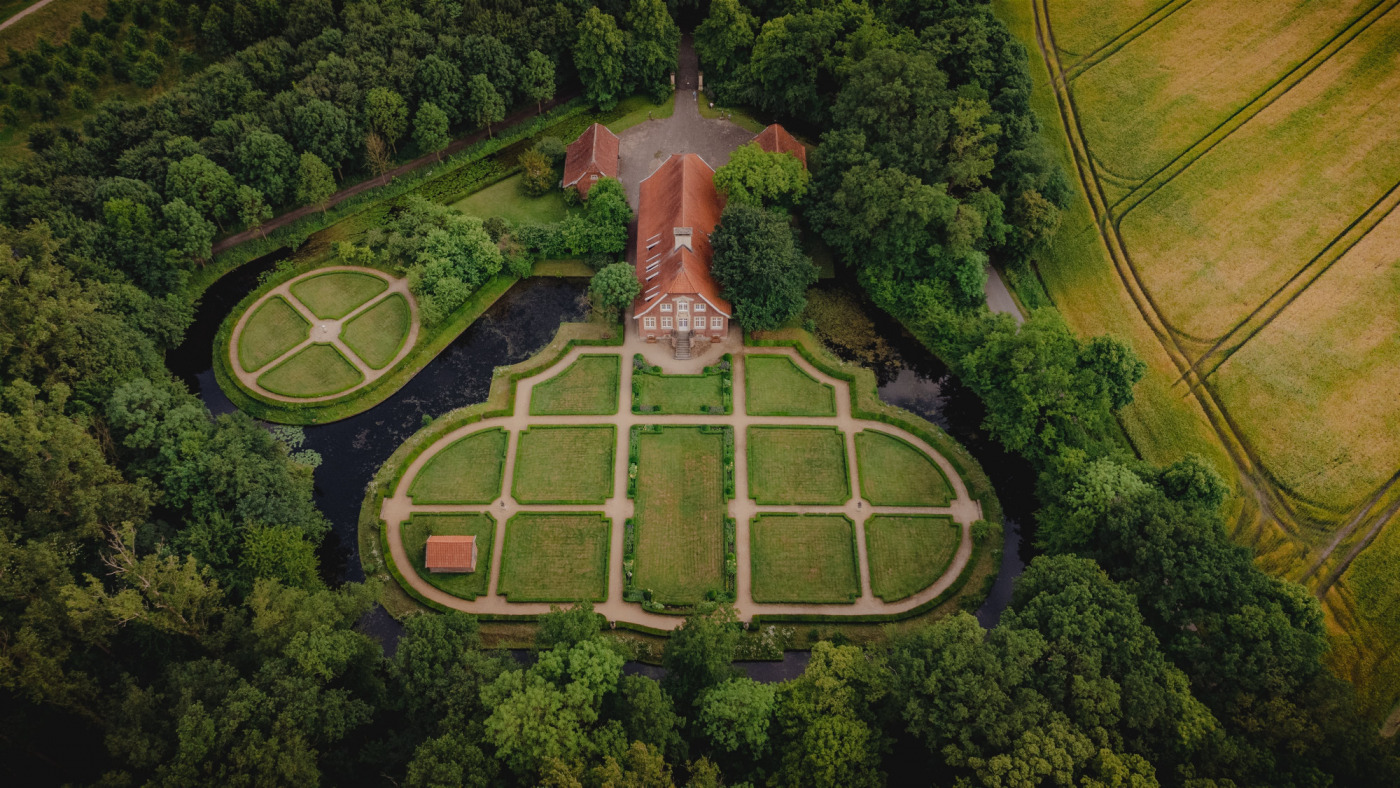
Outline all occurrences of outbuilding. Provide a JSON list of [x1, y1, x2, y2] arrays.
[[424, 535, 478, 573], [562, 123, 620, 198]]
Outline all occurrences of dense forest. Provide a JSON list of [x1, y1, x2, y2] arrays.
[[0, 0, 1395, 785]]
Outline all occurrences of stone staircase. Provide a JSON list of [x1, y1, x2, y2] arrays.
[[674, 332, 691, 360]]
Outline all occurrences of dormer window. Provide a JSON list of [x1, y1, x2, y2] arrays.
[[673, 227, 693, 250]]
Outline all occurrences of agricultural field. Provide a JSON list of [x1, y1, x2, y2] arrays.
[[511, 426, 615, 504], [402, 513, 496, 599], [530, 355, 621, 415], [749, 515, 860, 604], [865, 515, 960, 602], [748, 426, 849, 505], [1026, 0, 1400, 714], [855, 430, 954, 506], [408, 428, 508, 505], [497, 513, 610, 602], [744, 354, 836, 416], [631, 427, 727, 605]]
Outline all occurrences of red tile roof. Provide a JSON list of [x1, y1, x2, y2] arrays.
[[632, 154, 732, 318], [562, 123, 620, 190], [753, 124, 807, 168], [425, 535, 476, 572]]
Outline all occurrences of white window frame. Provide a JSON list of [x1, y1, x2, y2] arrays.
[[694, 304, 706, 312], [643, 316, 656, 329], [677, 301, 689, 312], [660, 303, 673, 312], [661, 316, 673, 329], [711, 317, 723, 330]]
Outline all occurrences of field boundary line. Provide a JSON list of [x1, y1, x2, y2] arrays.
[[1111, 0, 1397, 219], [1186, 178, 1400, 383], [1033, 0, 1311, 541], [1062, 0, 1195, 80]]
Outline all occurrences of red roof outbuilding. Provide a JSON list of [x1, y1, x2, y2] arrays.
[[424, 535, 478, 573], [632, 154, 732, 321], [753, 124, 807, 168], [563, 123, 620, 197]]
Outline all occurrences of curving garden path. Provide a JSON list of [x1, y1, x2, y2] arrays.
[[379, 323, 983, 629], [228, 266, 421, 403]]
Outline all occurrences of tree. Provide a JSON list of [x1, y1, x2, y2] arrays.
[[414, 53, 464, 121], [661, 607, 739, 716], [233, 129, 296, 205], [710, 203, 817, 332], [520, 147, 554, 196], [293, 98, 351, 176], [465, 74, 505, 136], [537, 602, 603, 650], [365, 132, 392, 184], [697, 678, 775, 761], [234, 185, 272, 237], [1081, 334, 1147, 409], [575, 8, 626, 111], [160, 198, 215, 266], [414, 101, 450, 162], [521, 50, 555, 113], [364, 86, 408, 151], [165, 154, 237, 229], [694, 0, 756, 92], [590, 262, 641, 321], [625, 0, 681, 102], [712, 142, 809, 213], [295, 152, 335, 213]]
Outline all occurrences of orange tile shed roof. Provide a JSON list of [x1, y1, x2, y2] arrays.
[[753, 124, 807, 167], [632, 154, 732, 318], [563, 123, 620, 188], [424, 535, 476, 571]]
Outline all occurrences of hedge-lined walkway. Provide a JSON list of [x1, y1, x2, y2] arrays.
[[378, 321, 984, 630], [228, 266, 421, 403]]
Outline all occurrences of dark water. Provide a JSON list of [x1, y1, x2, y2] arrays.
[[169, 259, 1035, 679]]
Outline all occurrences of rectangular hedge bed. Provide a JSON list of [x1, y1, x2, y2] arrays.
[[865, 514, 960, 602], [530, 355, 622, 415], [512, 425, 616, 504], [402, 513, 496, 599], [629, 426, 728, 605], [744, 354, 836, 416], [631, 354, 732, 414], [408, 428, 508, 504], [750, 514, 860, 604], [498, 513, 610, 602], [747, 426, 850, 505]]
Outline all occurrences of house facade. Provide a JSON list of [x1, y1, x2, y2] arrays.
[[632, 154, 733, 352], [562, 123, 620, 198]]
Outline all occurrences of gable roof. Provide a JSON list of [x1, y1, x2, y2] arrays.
[[753, 123, 807, 168], [632, 154, 732, 319], [563, 123, 620, 188], [425, 535, 476, 571]]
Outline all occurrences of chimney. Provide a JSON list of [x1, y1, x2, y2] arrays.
[[673, 227, 693, 250]]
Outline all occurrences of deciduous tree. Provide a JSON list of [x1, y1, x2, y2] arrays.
[[295, 151, 335, 213], [575, 8, 626, 111], [590, 262, 641, 321], [710, 203, 816, 331]]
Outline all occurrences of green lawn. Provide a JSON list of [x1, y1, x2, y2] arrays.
[[402, 513, 496, 599], [452, 174, 575, 225], [512, 426, 615, 504], [257, 344, 364, 398], [747, 427, 849, 505], [855, 430, 954, 506], [408, 428, 508, 504], [744, 355, 836, 416], [530, 355, 621, 415], [497, 513, 610, 602], [634, 372, 724, 414], [289, 271, 388, 319], [341, 293, 412, 369], [239, 296, 310, 371], [750, 514, 860, 604], [865, 515, 960, 602], [632, 428, 727, 605]]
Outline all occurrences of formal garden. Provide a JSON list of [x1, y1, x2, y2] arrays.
[[362, 329, 1000, 627]]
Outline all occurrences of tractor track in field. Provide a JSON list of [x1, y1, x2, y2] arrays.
[[1061, 0, 1196, 81], [1109, 0, 1398, 219], [1033, 0, 1305, 542], [1183, 177, 1400, 386], [1033, 0, 1400, 593], [1305, 471, 1400, 582], [1316, 490, 1400, 596]]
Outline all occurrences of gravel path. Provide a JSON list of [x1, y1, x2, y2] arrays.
[[379, 324, 983, 629], [0, 0, 52, 31]]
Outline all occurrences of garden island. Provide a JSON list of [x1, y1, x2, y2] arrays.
[[0, 0, 1397, 785]]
